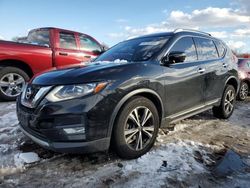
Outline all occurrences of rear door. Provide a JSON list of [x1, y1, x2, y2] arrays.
[[162, 36, 206, 116], [78, 35, 103, 62], [54, 32, 82, 67], [194, 37, 226, 102]]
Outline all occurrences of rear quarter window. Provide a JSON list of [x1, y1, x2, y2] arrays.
[[194, 37, 219, 61], [214, 40, 226, 57], [27, 29, 50, 47]]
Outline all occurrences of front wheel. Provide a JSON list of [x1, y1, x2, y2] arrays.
[[113, 96, 159, 159], [0, 67, 29, 101], [237, 82, 249, 101], [212, 85, 236, 119]]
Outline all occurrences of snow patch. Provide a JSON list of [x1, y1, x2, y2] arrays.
[[113, 59, 128, 63], [0, 133, 8, 141], [120, 141, 213, 187], [14, 152, 40, 167], [168, 123, 190, 134], [0, 108, 18, 128]]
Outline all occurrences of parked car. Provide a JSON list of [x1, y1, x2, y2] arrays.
[[17, 29, 239, 159], [0, 27, 104, 100], [237, 58, 250, 100]]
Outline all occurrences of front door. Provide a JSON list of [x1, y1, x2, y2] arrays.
[[78, 34, 103, 62]]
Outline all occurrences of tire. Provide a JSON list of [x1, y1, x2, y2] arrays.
[[113, 96, 159, 159], [237, 81, 249, 101], [0, 67, 30, 101], [212, 85, 236, 119]]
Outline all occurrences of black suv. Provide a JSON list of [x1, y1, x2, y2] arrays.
[[17, 29, 239, 159]]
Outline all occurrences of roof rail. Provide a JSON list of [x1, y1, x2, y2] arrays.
[[174, 28, 211, 36]]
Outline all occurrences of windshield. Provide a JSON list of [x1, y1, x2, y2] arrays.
[[26, 29, 50, 47], [95, 36, 170, 62]]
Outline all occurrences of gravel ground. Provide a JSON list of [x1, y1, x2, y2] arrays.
[[0, 98, 250, 188]]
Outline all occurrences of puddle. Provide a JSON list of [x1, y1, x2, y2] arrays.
[[212, 150, 247, 177]]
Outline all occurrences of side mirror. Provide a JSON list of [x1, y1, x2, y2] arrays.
[[161, 51, 186, 66], [92, 50, 104, 56]]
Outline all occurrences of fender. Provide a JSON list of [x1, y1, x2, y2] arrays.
[[107, 88, 164, 137], [225, 75, 240, 94]]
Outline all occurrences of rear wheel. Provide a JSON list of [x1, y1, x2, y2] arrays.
[[113, 96, 159, 159], [0, 67, 29, 101], [212, 85, 236, 119], [237, 82, 249, 101]]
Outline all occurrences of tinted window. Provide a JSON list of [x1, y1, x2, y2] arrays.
[[27, 30, 50, 47], [238, 59, 244, 66], [194, 38, 219, 60], [59, 33, 77, 50], [169, 37, 197, 62], [79, 35, 102, 52], [214, 40, 226, 57], [95, 36, 169, 62], [245, 61, 250, 68]]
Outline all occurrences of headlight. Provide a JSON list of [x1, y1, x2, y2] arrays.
[[45, 82, 108, 102]]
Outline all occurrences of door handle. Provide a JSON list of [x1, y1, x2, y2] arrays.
[[59, 52, 68, 56], [84, 55, 91, 59], [222, 63, 228, 68], [197, 68, 205, 74]]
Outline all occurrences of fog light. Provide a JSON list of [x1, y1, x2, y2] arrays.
[[63, 127, 85, 134]]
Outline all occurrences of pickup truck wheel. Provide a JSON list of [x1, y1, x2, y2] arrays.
[[237, 82, 249, 101], [212, 85, 236, 119], [0, 67, 29, 101], [113, 96, 159, 159]]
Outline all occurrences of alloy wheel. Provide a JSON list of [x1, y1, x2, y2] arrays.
[[124, 106, 155, 151], [224, 89, 235, 115], [239, 83, 248, 100], [0, 73, 25, 97]]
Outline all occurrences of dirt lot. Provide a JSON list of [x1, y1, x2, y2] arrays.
[[0, 98, 250, 188]]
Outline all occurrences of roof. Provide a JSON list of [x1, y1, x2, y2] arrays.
[[130, 29, 214, 40], [29, 27, 85, 35]]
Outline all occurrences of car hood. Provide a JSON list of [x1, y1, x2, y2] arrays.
[[32, 61, 135, 85]]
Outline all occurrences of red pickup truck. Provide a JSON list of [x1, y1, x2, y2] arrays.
[[0, 27, 104, 100]]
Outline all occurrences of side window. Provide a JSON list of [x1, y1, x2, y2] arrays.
[[79, 35, 102, 52], [246, 61, 250, 68], [194, 38, 219, 60], [169, 37, 197, 63], [214, 40, 226, 57], [27, 29, 50, 47], [59, 32, 77, 50]]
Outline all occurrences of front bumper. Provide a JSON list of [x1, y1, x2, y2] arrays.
[[16, 93, 116, 153], [20, 125, 110, 153]]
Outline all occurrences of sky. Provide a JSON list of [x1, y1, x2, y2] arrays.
[[0, 0, 249, 52]]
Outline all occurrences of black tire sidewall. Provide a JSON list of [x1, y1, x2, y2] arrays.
[[113, 96, 159, 159], [0, 67, 30, 101]]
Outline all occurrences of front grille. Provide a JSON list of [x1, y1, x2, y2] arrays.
[[21, 84, 52, 108]]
